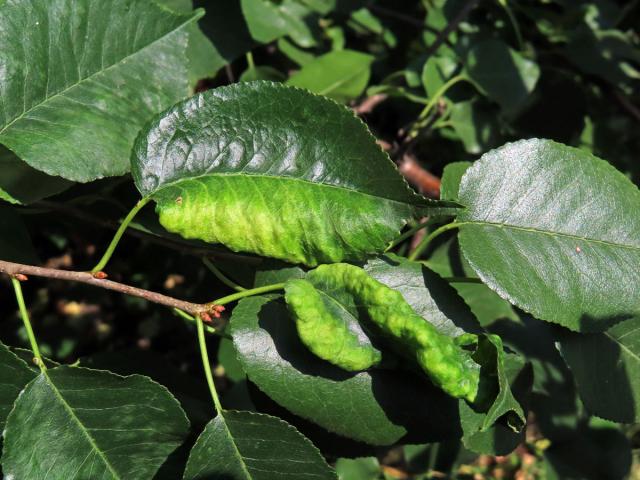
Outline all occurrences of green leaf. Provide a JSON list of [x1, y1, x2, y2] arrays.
[[0, 342, 36, 431], [154, 0, 222, 85], [0, 0, 198, 182], [422, 55, 458, 98], [464, 39, 540, 114], [277, 38, 316, 66], [230, 294, 460, 446], [0, 146, 71, 205], [286, 50, 374, 102], [334, 457, 380, 480], [0, 206, 38, 263], [241, 0, 317, 47], [440, 161, 472, 202], [2, 366, 190, 479], [240, 66, 287, 83], [560, 316, 640, 423], [448, 101, 500, 155], [458, 348, 532, 455], [457, 139, 640, 332], [218, 336, 246, 383], [132, 82, 447, 267], [183, 410, 336, 479]]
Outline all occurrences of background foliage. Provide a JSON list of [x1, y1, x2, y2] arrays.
[[0, 0, 639, 478]]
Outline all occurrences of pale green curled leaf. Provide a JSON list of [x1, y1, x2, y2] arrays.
[[2, 366, 190, 479], [0, 0, 199, 182], [0, 146, 71, 205], [457, 139, 640, 332], [230, 294, 460, 446], [286, 50, 374, 102], [560, 316, 640, 423], [440, 161, 472, 202], [288, 263, 480, 402], [133, 82, 452, 266], [465, 39, 540, 114], [0, 342, 36, 430], [184, 410, 336, 480], [285, 279, 382, 371]]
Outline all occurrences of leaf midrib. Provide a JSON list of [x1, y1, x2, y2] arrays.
[[0, 8, 199, 136], [44, 372, 121, 479], [150, 171, 424, 209], [460, 220, 640, 251]]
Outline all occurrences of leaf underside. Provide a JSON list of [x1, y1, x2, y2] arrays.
[[457, 139, 640, 332]]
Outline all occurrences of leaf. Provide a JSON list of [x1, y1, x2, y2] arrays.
[[448, 101, 501, 155], [132, 82, 449, 267], [560, 316, 640, 423], [241, 0, 317, 47], [183, 410, 336, 479], [334, 457, 380, 480], [422, 55, 459, 98], [2, 366, 190, 479], [440, 161, 471, 202], [464, 39, 540, 114], [0, 206, 39, 263], [277, 38, 316, 66], [155, 0, 222, 85], [230, 294, 460, 446], [240, 66, 287, 83], [0, 146, 71, 205], [0, 0, 199, 182], [286, 50, 374, 102], [0, 342, 36, 431], [458, 348, 532, 455], [457, 139, 640, 332]]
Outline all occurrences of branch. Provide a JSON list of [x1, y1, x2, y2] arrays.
[[0, 260, 219, 319], [424, 0, 481, 58]]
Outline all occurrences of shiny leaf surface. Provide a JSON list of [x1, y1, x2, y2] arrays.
[[2, 366, 190, 479], [457, 139, 640, 332], [183, 410, 336, 479], [0, 0, 197, 182]]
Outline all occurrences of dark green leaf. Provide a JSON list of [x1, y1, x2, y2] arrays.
[[0, 206, 38, 263], [440, 161, 471, 202], [241, 0, 317, 47], [464, 39, 540, 114], [2, 366, 190, 479], [0, 146, 71, 205], [560, 316, 640, 423], [457, 139, 640, 332], [448, 100, 500, 155], [0, 342, 36, 431], [183, 410, 336, 479], [286, 50, 374, 102], [132, 82, 448, 267], [0, 0, 198, 182]]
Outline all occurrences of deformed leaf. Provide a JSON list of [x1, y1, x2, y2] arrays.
[[183, 410, 336, 479], [0, 0, 199, 182], [2, 366, 190, 479], [133, 82, 451, 267], [560, 317, 640, 423], [457, 139, 640, 332], [230, 294, 460, 446]]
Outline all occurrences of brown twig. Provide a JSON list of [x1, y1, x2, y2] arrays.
[[0, 259, 220, 319], [399, 153, 441, 198], [424, 0, 481, 58]]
